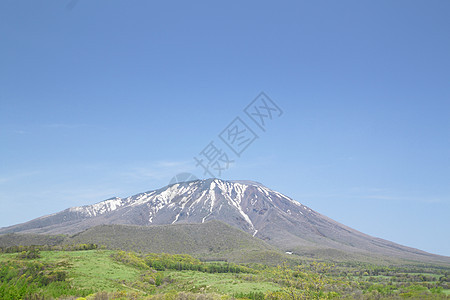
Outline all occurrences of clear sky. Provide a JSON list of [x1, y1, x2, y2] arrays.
[[1, 1, 449, 256]]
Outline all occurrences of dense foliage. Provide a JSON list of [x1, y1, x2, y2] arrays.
[[0, 260, 90, 300], [0, 243, 98, 253]]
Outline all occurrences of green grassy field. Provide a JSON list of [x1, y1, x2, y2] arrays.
[[1, 248, 449, 299], [0, 250, 144, 292], [161, 270, 279, 295], [40, 250, 142, 293], [0, 249, 283, 299]]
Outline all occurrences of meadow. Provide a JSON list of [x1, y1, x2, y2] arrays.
[[0, 246, 449, 299]]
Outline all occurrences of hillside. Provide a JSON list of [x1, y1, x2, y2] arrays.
[[0, 221, 289, 265], [0, 233, 66, 248], [66, 221, 288, 264]]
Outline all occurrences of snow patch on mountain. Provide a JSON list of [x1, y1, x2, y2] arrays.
[[69, 197, 125, 217]]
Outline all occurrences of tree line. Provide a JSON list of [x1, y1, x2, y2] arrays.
[[0, 243, 99, 253], [113, 251, 256, 274]]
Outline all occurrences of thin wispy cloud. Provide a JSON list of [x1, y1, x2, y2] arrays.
[[0, 171, 41, 185], [294, 187, 447, 205], [66, 0, 80, 11], [42, 123, 88, 129], [120, 160, 196, 182], [13, 130, 27, 135], [0, 129, 28, 135], [359, 195, 445, 204]]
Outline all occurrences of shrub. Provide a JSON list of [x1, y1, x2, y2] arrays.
[[16, 249, 41, 259]]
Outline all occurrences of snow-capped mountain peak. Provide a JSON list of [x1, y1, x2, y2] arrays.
[[2, 178, 442, 263]]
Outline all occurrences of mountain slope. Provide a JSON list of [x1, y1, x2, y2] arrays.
[[0, 233, 66, 248], [0, 221, 289, 264], [66, 221, 286, 263], [1, 178, 448, 264]]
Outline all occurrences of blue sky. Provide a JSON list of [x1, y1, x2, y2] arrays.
[[1, 1, 449, 256]]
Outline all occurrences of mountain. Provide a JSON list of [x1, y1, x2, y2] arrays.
[[1, 178, 448, 264]]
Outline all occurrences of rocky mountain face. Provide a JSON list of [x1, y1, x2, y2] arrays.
[[1, 178, 447, 263]]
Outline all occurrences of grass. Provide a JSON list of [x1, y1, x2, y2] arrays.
[[0, 250, 282, 298], [38, 250, 142, 293], [161, 270, 279, 295], [408, 272, 442, 279], [0, 250, 145, 298], [0, 252, 16, 262]]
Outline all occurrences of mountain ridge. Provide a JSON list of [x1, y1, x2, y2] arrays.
[[1, 178, 448, 264]]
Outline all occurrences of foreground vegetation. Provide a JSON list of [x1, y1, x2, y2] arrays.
[[0, 245, 449, 299]]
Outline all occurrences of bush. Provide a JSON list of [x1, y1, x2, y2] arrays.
[[16, 248, 41, 259]]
